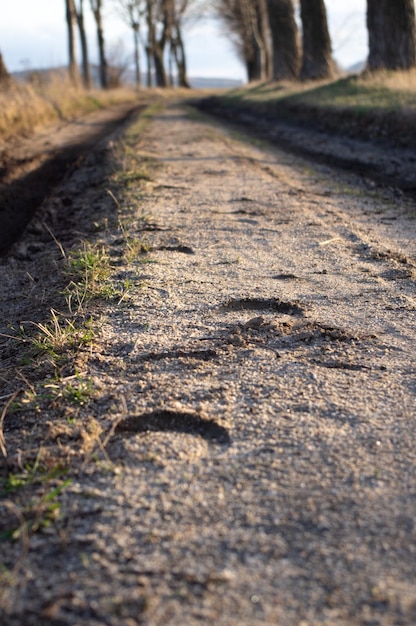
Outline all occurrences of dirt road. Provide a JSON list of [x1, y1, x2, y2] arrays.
[[1, 101, 416, 625]]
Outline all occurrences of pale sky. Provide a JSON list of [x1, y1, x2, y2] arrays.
[[0, 0, 368, 80]]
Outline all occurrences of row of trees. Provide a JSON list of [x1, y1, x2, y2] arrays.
[[66, 0, 416, 89], [216, 0, 416, 83], [1, 0, 415, 90], [65, 0, 201, 89]]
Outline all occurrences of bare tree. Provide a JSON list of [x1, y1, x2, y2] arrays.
[[107, 39, 131, 86], [171, 13, 189, 86], [65, 0, 80, 84], [215, 0, 272, 82], [367, 0, 416, 71], [114, 0, 145, 87], [267, 0, 300, 80], [243, 0, 272, 80], [155, 0, 199, 88], [170, 0, 201, 87], [147, 0, 178, 87], [74, 0, 92, 87], [299, 0, 334, 80], [113, 0, 199, 88], [90, 0, 109, 88]]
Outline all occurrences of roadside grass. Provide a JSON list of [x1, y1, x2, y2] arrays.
[[0, 76, 212, 145], [0, 452, 71, 541], [0, 101, 161, 552], [65, 243, 116, 308], [290, 72, 416, 111], [0, 72, 140, 142], [223, 69, 416, 113]]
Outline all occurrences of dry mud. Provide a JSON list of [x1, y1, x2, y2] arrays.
[[1, 102, 416, 625]]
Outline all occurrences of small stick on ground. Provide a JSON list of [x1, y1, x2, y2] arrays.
[[0, 391, 20, 458]]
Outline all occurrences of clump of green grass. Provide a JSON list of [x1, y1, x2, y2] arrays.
[[15, 373, 94, 416], [117, 219, 153, 264], [283, 71, 416, 112], [19, 310, 95, 367], [114, 166, 152, 188], [68, 242, 112, 286], [43, 372, 94, 408], [0, 450, 71, 540], [64, 239, 148, 309], [65, 242, 118, 309]]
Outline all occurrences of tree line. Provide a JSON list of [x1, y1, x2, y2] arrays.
[[1, 0, 416, 90], [216, 0, 416, 82], [67, 0, 416, 88], [65, 0, 202, 88]]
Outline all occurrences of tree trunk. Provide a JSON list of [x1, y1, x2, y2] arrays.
[[300, 0, 334, 80], [146, 45, 152, 87], [146, 0, 168, 87], [266, 0, 300, 80], [155, 0, 174, 88], [215, 0, 269, 82], [153, 45, 168, 87], [90, 0, 108, 88], [246, 57, 260, 82], [172, 23, 190, 88], [0, 52, 11, 87], [241, 0, 269, 81], [75, 0, 92, 88], [367, 0, 416, 70], [257, 0, 273, 79], [66, 0, 80, 84], [133, 24, 141, 87]]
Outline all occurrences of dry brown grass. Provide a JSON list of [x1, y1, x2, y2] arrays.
[[0, 73, 139, 142], [360, 68, 416, 92], [0, 72, 212, 143]]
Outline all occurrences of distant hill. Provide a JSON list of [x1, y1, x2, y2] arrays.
[[189, 76, 243, 89], [121, 70, 243, 89], [11, 67, 68, 82], [11, 65, 243, 90], [347, 60, 366, 74]]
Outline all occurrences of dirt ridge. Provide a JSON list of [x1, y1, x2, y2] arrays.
[[195, 95, 416, 198]]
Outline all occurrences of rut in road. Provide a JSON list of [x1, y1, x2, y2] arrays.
[[0, 102, 143, 255], [1, 102, 416, 626]]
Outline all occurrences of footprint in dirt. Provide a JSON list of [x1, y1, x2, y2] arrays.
[[271, 273, 300, 281], [220, 297, 305, 317], [108, 410, 230, 465], [115, 409, 230, 445], [156, 244, 195, 254]]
